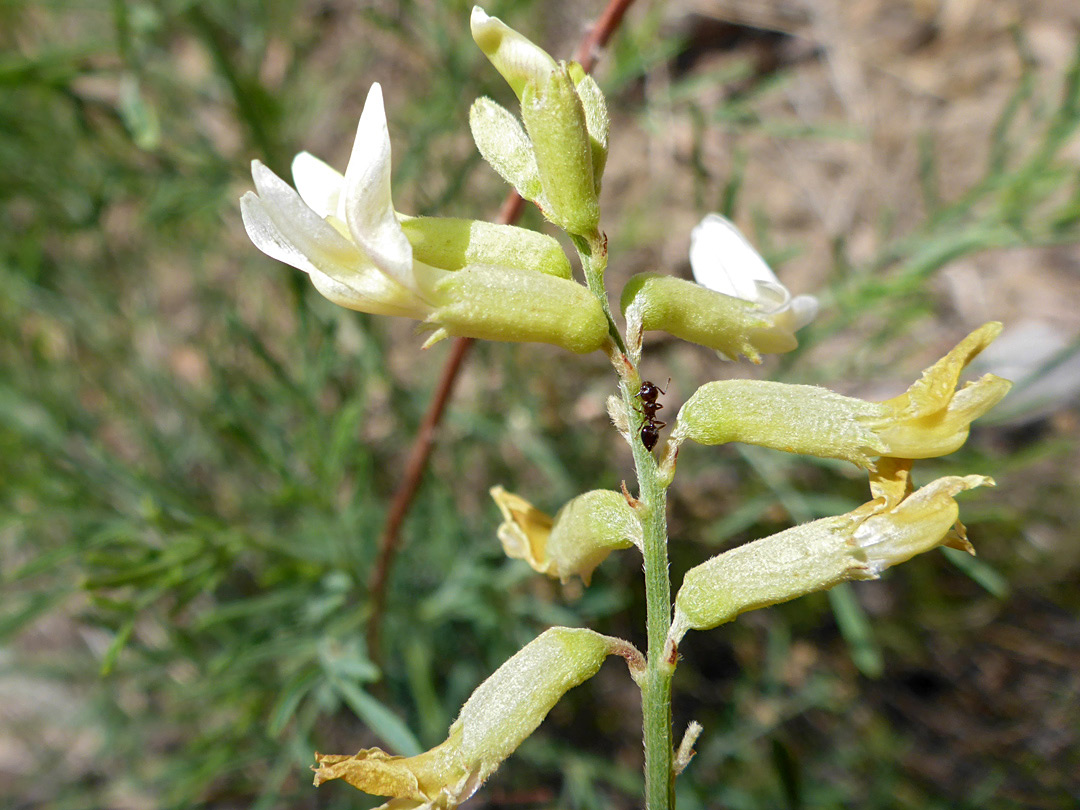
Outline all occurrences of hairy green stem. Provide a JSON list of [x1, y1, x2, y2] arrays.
[[574, 232, 626, 354], [579, 234, 675, 809], [625, 376, 675, 810]]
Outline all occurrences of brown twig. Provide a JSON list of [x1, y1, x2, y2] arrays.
[[367, 195, 522, 654], [574, 0, 637, 71], [367, 0, 638, 656]]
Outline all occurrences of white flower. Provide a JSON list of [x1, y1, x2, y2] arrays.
[[689, 213, 818, 334], [240, 83, 446, 319], [240, 84, 610, 354]]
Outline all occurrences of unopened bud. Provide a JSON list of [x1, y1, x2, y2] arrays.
[[521, 65, 600, 236], [471, 6, 557, 101]]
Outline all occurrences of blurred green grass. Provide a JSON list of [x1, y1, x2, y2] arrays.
[[2, 1, 1079, 808]]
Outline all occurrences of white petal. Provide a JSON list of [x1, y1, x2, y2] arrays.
[[249, 160, 364, 273], [689, 213, 778, 301], [343, 83, 414, 288], [243, 163, 430, 319], [291, 151, 344, 219], [789, 294, 819, 330], [241, 191, 322, 276], [306, 266, 429, 319], [471, 6, 493, 28], [751, 280, 791, 313]]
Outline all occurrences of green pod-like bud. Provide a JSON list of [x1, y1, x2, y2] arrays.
[[620, 273, 799, 363], [673, 513, 872, 636], [455, 627, 619, 763], [520, 65, 600, 237], [471, 6, 558, 102], [425, 266, 609, 354], [491, 486, 641, 584], [401, 217, 571, 279]]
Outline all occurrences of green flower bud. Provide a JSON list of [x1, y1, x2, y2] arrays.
[[401, 217, 571, 279], [621, 273, 797, 363], [471, 6, 558, 102], [491, 486, 641, 584], [424, 266, 609, 354], [521, 65, 600, 236], [315, 627, 629, 807], [470, 9, 608, 234]]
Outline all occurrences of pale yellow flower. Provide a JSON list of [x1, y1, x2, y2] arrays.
[[670, 465, 991, 640], [490, 486, 640, 584], [241, 83, 440, 319], [314, 627, 631, 808], [674, 323, 1012, 467]]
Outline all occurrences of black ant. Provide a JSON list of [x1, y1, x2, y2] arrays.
[[636, 379, 668, 451]]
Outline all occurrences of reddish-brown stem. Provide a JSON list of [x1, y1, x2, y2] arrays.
[[367, 0, 637, 656], [367, 197, 522, 656], [574, 0, 636, 71]]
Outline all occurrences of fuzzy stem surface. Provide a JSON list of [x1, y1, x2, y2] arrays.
[[626, 377, 675, 810], [581, 238, 675, 810]]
